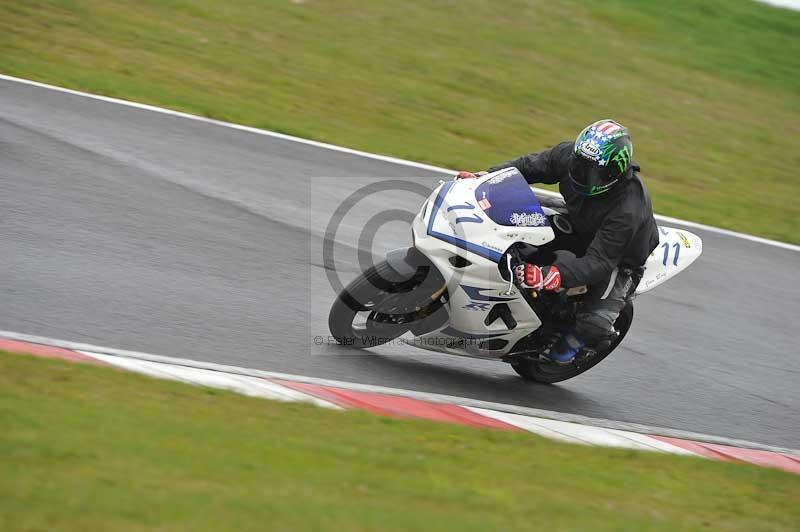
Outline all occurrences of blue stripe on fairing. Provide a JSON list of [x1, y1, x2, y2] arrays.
[[460, 285, 516, 302], [426, 181, 503, 262]]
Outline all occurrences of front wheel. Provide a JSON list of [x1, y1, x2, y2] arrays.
[[511, 303, 634, 384], [328, 260, 445, 349]]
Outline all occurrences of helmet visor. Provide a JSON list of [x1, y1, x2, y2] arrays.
[[569, 155, 618, 196]]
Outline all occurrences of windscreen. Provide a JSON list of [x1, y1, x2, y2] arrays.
[[474, 168, 550, 227]]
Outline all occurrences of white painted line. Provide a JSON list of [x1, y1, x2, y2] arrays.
[[758, 0, 800, 11], [83, 351, 339, 409], [3, 329, 796, 455], [649, 214, 799, 252], [0, 73, 450, 174], [1, 73, 797, 252]]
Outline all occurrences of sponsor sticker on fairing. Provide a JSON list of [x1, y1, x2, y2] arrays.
[[480, 241, 504, 252], [509, 212, 547, 227]]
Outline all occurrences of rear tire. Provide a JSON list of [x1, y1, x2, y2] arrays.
[[511, 303, 634, 384], [328, 260, 444, 349]]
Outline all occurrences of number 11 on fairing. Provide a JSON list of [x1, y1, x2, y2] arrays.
[[661, 242, 680, 267]]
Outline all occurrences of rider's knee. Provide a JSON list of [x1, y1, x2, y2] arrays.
[[574, 310, 617, 344]]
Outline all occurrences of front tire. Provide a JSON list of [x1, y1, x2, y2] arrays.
[[511, 302, 634, 384], [328, 260, 444, 349]]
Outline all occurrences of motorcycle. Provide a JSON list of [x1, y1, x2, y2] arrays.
[[328, 167, 702, 383]]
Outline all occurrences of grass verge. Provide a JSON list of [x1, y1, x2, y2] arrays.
[[0, 0, 798, 243], [1, 350, 798, 531]]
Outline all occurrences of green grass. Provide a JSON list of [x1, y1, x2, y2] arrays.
[[1, 0, 799, 243], [1, 351, 798, 531]]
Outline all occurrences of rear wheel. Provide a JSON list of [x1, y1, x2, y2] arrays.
[[328, 260, 445, 349], [511, 303, 634, 384]]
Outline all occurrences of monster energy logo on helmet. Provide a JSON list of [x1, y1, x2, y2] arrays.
[[570, 119, 634, 196]]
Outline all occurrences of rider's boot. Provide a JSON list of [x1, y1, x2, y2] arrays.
[[543, 331, 585, 364]]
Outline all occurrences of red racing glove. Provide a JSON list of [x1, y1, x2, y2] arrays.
[[514, 264, 561, 291]]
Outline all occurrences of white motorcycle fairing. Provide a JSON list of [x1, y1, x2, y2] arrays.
[[405, 168, 701, 359], [637, 226, 702, 294]]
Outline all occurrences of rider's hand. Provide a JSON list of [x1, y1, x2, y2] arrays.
[[514, 264, 561, 291], [455, 171, 488, 180]]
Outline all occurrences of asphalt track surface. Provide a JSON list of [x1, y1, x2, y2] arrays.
[[2, 78, 798, 448]]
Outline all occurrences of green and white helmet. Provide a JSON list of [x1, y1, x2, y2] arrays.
[[569, 119, 633, 196]]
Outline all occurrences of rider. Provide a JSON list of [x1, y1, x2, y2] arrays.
[[457, 119, 659, 364]]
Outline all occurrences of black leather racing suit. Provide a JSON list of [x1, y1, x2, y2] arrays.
[[489, 141, 659, 344]]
